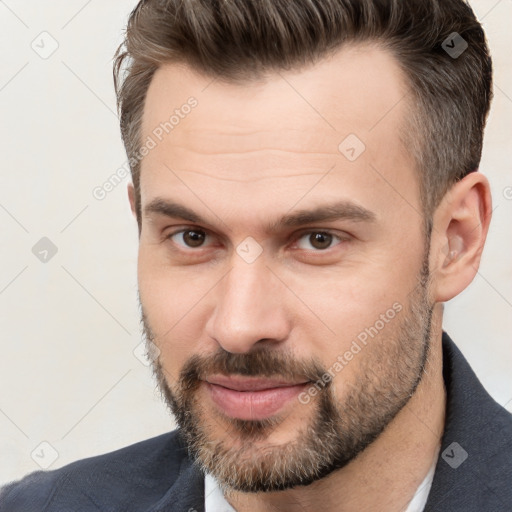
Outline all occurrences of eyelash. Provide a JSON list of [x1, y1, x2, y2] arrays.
[[166, 227, 347, 252]]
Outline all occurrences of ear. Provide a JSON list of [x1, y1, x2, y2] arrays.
[[430, 172, 492, 302], [127, 182, 137, 219]]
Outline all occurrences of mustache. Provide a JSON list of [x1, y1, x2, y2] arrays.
[[178, 347, 327, 389]]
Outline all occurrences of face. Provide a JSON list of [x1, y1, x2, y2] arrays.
[[136, 44, 434, 492]]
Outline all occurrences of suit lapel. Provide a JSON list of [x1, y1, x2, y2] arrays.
[[149, 448, 205, 512], [424, 333, 512, 510]]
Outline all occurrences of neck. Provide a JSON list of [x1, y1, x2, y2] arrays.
[[226, 308, 446, 512]]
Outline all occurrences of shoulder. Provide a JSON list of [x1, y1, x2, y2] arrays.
[[425, 334, 512, 510], [429, 398, 512, 511], [0, 429, 191, 511]]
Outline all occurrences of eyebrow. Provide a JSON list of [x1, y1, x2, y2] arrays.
[[145, 199, 205, 224], [144, 198, 376, 233]]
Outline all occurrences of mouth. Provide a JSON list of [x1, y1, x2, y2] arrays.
[[203, 375, 311, 421]]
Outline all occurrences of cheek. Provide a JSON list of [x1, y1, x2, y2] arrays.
[[137, 250, 211, 378], [280, 261, 412, 361], [138, 243, 209, 319]]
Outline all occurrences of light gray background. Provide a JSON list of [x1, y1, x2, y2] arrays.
[[1, 0, 511, 485]]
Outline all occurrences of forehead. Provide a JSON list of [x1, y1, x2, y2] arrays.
[[139, 43, 419, 228]]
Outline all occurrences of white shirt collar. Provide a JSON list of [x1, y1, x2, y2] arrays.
[[204, 472, 236, 512]]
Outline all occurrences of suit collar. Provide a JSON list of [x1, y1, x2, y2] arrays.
[[149, 436, 205, 512], [424, 332, 509, 510]]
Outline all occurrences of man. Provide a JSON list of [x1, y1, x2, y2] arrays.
[[1, 0, 511, 510]]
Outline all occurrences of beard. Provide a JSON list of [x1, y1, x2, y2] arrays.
[[141, 256, 434, 494]]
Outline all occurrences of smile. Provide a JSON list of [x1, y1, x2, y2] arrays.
[[203, 376, 310, 420]]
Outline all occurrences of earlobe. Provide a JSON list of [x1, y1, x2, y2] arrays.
[[431, 172, 492, 303]]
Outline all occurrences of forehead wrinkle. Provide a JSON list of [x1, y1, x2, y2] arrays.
[[168, 168, 336, 184], [167, 126, 345, 151], [168, 145, 340, 157]]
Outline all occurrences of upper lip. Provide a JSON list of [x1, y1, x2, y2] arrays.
[[205, 375, 309, 391]]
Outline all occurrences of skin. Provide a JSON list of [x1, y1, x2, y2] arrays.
[[129, 43, 492, 511]]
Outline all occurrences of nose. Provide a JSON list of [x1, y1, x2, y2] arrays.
[[205, 257, 291, 354]]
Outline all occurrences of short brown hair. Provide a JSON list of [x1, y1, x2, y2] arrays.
[[113, 0, 492, 222]]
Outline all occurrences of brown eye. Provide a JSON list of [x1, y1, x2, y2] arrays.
[[169, 229, 208, 248], [309, 232, 332, 250], [296, 231, 341, 251], [182, 230, 206, 247]]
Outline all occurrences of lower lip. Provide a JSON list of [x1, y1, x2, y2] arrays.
[[205, 382, 309, 420]]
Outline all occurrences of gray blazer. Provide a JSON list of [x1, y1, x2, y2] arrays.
[[1, 333, 511, 511]]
